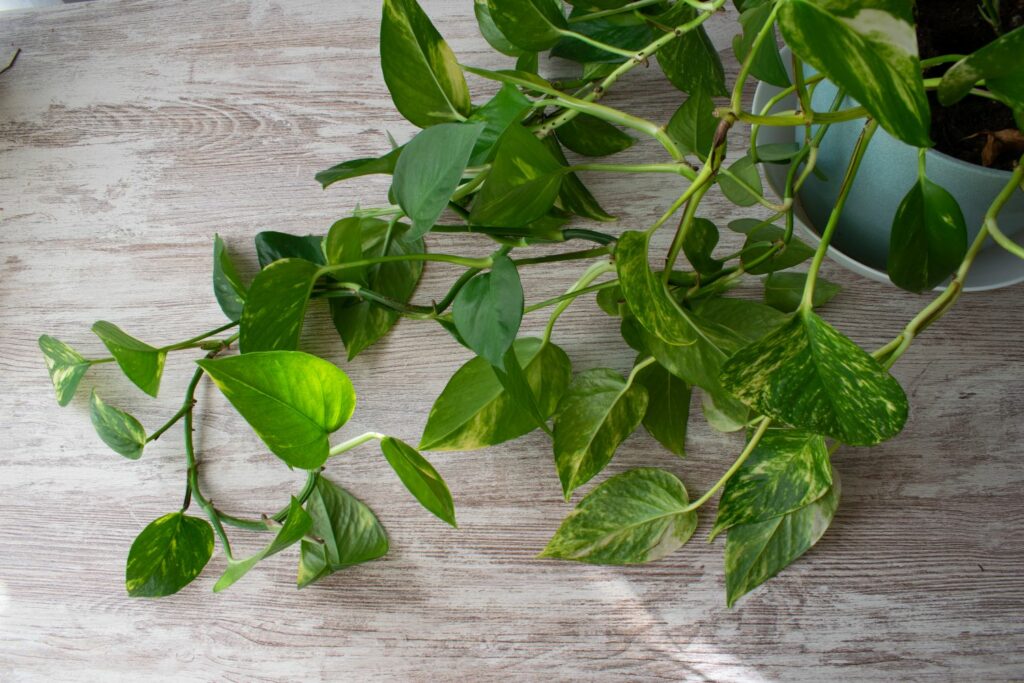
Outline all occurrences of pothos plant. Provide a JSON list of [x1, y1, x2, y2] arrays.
[[41, 0, 1023, 605]]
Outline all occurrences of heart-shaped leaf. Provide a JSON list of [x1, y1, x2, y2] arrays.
[[938, 25, 1024, 127], [615, 231, 698, 346], [667, 89, 718, 160], [92, 322, 167, 398], [725, 470, 840, 607], [656, 3, 727, 96], [214, 497, 313, 592], [393, 122, 485, 238], [380, 437, 456, 527], [693, 297, 787, 343], [126, 512, 213, 597], [316, 145, 403, 189], [470, 123, 564, 228], [197, 351, 356, 469], [254, 231, 325, 268], [212, 235, 247, 322], [778, 0, 931, 147], [239, 259, 321, 353], [90, 390, 146, 460], [718, 154, 764, 206], [453, 254, 523, 368], [420, 338, 571, 451], [298, 477, 389, 588], [330, 221, 425, 360], [39, 335, 90, 406], [555, 113, 635, 157], [682, 217, 724, 276], [381, 0, 471, 128], [712, 428, 832, 539], [720, 309, 909, 446], [468, 84, 532, 166], [487, 0, 568, 52], [763, 271, 840, 313], [553, 367, 649, 499], [540, 468, 697, 564], [474, 0, 526, 56], [888, 176, 967, 293], [633, 360, 690, 457]]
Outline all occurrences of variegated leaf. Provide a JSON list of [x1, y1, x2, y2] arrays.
[[615, 231, 698, 346], [39, 335, 91, 407], [553, 368, 648, 499], [126, 512, 213, 598], [92, 321, 167, 398], [719, 310, 908, 446], [214, 497, 312, 592], [420, 338, 571, 451], [725, 469, 840, 607], [778, 0, 931, 147], [90, 390, 146, 460], [711, 428, 832, 538], [540, 468, 697, 564], [633, 360, 690, 457]]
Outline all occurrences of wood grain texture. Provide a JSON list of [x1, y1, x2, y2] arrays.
[[1, 1, 1023, 680]]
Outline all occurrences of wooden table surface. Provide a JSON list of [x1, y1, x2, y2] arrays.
[[2, 1, 1023, 680]]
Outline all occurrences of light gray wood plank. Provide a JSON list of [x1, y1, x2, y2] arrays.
[[1, 1, 1022, 680]]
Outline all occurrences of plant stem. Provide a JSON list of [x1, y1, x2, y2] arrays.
[[318, 252, 492, 280], [626, 356, 657, 385], [328, 431, 384, 457], [681, 419, 772, 513], [734, 107, 869, 126], [556, 28, 640, 59], [799, 119, 879, 312], [543, 260, 615, 344], [513, 246, 611, 266], [662, 184, 709, 283], [161, 321, 238, 352], [524, 280, 619, 314], [567, 162, 697, 178], [980, 158, 1024, 260], [730, 2, 782, 115]]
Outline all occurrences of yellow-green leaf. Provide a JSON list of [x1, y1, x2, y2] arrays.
[[126, 512, 213, 598], [92, 321, 167, 398], [380, 437, 456, 527], [615, 231, 698, 346], [197, 351, 356, 469], [214, 498, 312, 592], [90, 390, 146, 460], [39, 335, 90, 407], [540, 468, 697, 564], [238, 258, 320, 353]]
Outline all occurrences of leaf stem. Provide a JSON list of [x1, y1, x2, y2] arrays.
[[328, 431, 385, 457], [681, 418, 771, 513], [524, 280, 619, 314], [161, 321, 239, 352], [567, 0, 663, 23], [799, 118, 879, 312], [729, 2, 782, 115], [556, 28, 640, 59], [543, 260, 615, 344], [513, 246, 611, 266]]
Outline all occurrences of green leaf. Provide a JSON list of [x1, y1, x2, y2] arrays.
[[213, 498, 312, 592], [741, 224, 815, 275], [693, 296, 787, 343], [701, 390, 749, 433], [682, 217, 724, 276], [733, 3, 790, 88], [420, 338, 571, 451], [453, 254, 523, 368], [298, 477, 389, 588], [474, 0, 526, 56], [725, 470, 840, 607], [460, 65, 564, 98], [718, 154, 764, 207], [324, 217, 367, 284], [212, 235, 247, 322], [92, 321, 167, 398], [380, 437, 456, 527], [550, 9, 654, 64], [39, 335, 90, 407], [656, 4, 727, 96], [667, 89, 719, 160], [553, 367, 649, 499], [754, 142, 802, 162], [238, 258, 320, 353], [888, 176, 967, 293], [712, 428, 832, 539], [380, 0, 471, 128], [126, 512, 213, 598], [720, 309, 908, 445], [197, 351, 356, 469], [540, 468, 697, 564], [777, 0, 931, 147], [330, 222, 425, 360], [90, 390, 146, 460], [393, 122, 485, 238], [469, 123, 564, 228], [315, 146, 403, 189], [487, 0, 568, 52], [938, 25, 1024, 125], [633, 361, 690, 457], [468, 84, 532, 166], [615, 230, 698, 346], [763, 271, 840, 313], [555, 113, 635, 157], [543, 136, 615, 222], [254, 231, 325, 269]]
